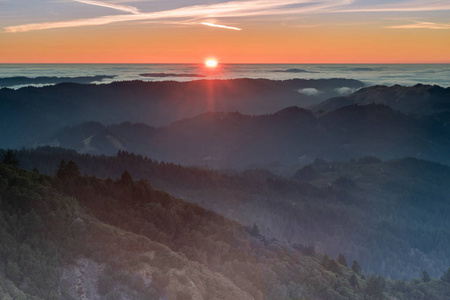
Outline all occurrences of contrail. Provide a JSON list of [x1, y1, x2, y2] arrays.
[[201, 22, 242, 31], [73, 0, 140, 14]]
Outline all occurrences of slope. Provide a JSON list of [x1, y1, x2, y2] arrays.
[[7, 148, 450, 281], [313, 84, 450, 115], [45, 104, 450, 168]]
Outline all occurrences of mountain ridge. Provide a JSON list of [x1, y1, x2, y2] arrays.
[[314, 84, 450, 114], [43, 104, 450, 168], [0, 78, 364, 148]]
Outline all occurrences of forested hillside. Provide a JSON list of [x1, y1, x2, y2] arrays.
[[5, 148, 450, 280], [2, 156, 450, 299], [3, 80, 450, 299]]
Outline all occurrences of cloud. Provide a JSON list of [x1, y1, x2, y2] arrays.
[[201, 22, 242, 31], [298, 88, 322, 96], [73, 0, 140, 14], [386, 21, 450, 29], [335, 87, 358, 95], [336, 0, 450, 13], [3, 0, 353, 33], [6, 0, 450, 33]]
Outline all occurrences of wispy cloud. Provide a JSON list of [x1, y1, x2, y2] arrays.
[[201, 22, 242, 31], [5, 0, 450, 33], [387, 21, 450, 29], [73, 0, 139, 14], [3, 0, 352, 33], [336, 0, 450, 13]]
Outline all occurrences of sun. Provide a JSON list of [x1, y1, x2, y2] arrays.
[[205, 59, 218, 68]]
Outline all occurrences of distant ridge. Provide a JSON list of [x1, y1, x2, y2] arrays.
[[139, 72, 206, 77], [0, 78, 364, 148], [273, 106, 315, 118], [272, 68, 319, 73], [43, 103, 450, 168], [0, 75, 116, 87], [314, 84, 450, 115]]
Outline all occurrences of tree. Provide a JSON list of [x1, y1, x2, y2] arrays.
[[327, 259, 340, 273], [66, 160, 80, 177], [57, 160, 80, 179], [250, 223, 260, 237], [337, 254, 347, 267], [441, 267, 450, 283], [422, 270, 431, 283], [119, 170, 134, 186], [351, 260, 362, 274], [56, 160, 67, 178], [2, 149, 19, 167], [321, 254, 330, 268], [349, 274, 359, 287], [321, 256, 340, 273]]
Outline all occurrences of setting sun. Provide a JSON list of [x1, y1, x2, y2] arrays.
[[205, 59, 218, 68]]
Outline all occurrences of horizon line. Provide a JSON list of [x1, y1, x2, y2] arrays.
[[1, 62, 450, 65]]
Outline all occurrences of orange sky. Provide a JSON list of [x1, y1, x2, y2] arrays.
[[1, 0, 450, 63]]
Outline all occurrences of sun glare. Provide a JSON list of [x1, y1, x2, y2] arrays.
[[205, 59, 218, 68]]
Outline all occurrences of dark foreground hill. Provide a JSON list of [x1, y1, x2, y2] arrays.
[[313, 84, 450, 114], [7, 158, 450, 299], [45, 104, 450, 169], [0, 78, 363, 148], [7, 148, 450, 281]]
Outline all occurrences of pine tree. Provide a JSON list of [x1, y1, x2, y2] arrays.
[[66, 160, 80, 177], [351, 260, 362, 274], [57, 160, 80, 178], [321, 254, 330, 268], [56, 160, 67, 178], [119, 170, 134, 186], [2, 149, 19, 167], [337, 254, 347, 267], [441, 267, 450, 283], [422, 270, 431, 282], [250, 223, 260, 236], [327, 259, 340, 273]]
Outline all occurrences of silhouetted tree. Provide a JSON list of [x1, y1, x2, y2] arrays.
[[57, 160, 80, 178], [2, 149, 18, 167], [327, 259, 340, 273], [66, 160, 80, 177], [422, 270, 431, 282], [322, 255, 339, 273], [321, 254, 330, 268], [441, 267, 450, 283], [56, 160, 67, 178], [337, 254, 347, 267], [119, 170, 134, 186], [250, 223, 260, 237], [351, 260, 362, 274]]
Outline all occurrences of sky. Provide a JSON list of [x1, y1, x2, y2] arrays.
[[0, 0, 450, 63]]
